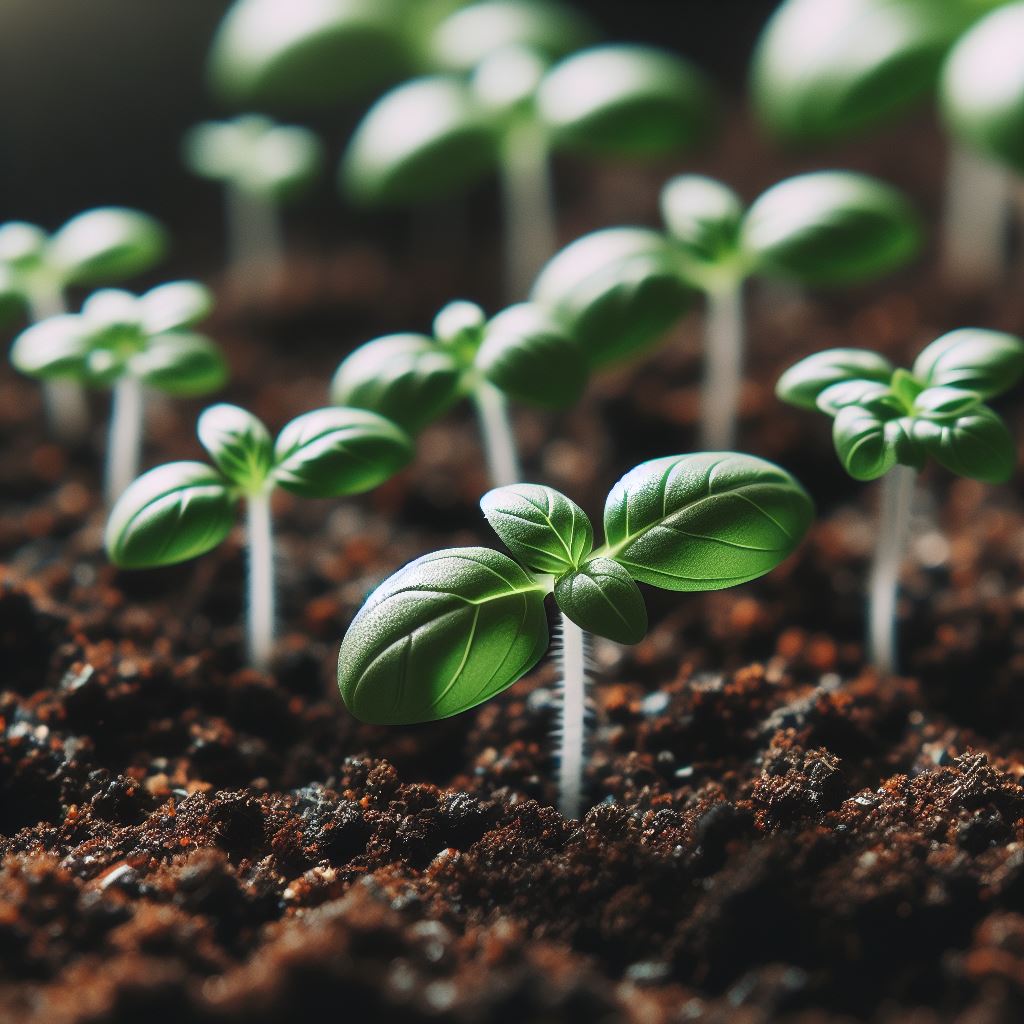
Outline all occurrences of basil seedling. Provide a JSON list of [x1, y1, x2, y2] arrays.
[[185, 115, 323, 289], [331, 298, 586, 487], [777, 327, 1024, 675], [338, 452, 813, 818], [0, 208, 167, 440], [106, 403, 413, 670], [533, 170, 920, 449], [342, 38, 713, 298], [10, 282, 225, 505]]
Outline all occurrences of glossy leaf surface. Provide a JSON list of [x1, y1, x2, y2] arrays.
[[776, 348, 895, 410], [10, 316, 91, 379], [140, 281, 214, 334], [832, 406, 900, 480], [912, 328, 1024, 398], [554, 556, 647, 645], [130, 333, 229, 396], [198, 404, 274, 491], [49, 208, 167, 286], [914, 406, 1017, 483], [660, 175, 744, 271]]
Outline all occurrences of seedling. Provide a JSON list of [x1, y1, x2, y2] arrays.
[[0, 208, 167, 440], [751, 0, 1024, 285], [777, 327, 1024, 675], [533, 170, 920, 450], [331, 298, 587, 486], [338, 452, 813, 818], [106, 402, 413, 671], [184, 115, 323, 289], [10, 282, 225, 505], [341, 39, 713, 298]]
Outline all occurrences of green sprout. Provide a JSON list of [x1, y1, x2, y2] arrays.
[[0, 208, 167, 440], [331, 298, 587, 487], [184, 115, 323, 290], [338, 452, 814, 818], [10, 282, 225, 505], [341, 37, 714, 298], [751, 0, 1024, 286], [533, 170, 921, 450], [106, 403, 413, 671], [777, 327, 1024, 675]]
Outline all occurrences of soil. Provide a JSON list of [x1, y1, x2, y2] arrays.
[[3, 108, 1024, 1023]]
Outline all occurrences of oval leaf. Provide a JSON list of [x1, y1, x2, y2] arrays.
[[832, 405, 899, 480], [272, 406, 412, 497], [0, 222, 47, 271], [337, 546, 549, 724], [330, 333, 463, 435], [912, 328, 1024, 398], [481, 483, 593, 574], [660, 175, 744, 270], [198, 403, 273, 491], [913, 385, 982, 421], [554, 557, 647, 645], [601, 453, 814, 591], [10, 315, 92, 379], [915, 406, 1017, 483], [815, 379, 903, 417], [50, 208, 167, 286], [130, 333, 228, 397], [105, 461, 237, 568], [776, 347, 895, 410], [140, 281, 214, 334]]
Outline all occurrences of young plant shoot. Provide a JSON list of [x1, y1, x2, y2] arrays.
[[777, 327, 1024, 676], [0, 208, 167, 440], [106, 403, 413, 671], [185, 115, 323, 289], [341, 39, 713, 299], [10, 282, 225, 505], [331, 298, 587, 487], [532, 170, 920, 450], [338, 453, 813, 819]]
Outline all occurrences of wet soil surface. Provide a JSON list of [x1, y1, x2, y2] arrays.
[[3, 110, 1024, 1022]]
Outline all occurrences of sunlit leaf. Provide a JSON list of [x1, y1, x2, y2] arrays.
[[554, 556, 647, 644]]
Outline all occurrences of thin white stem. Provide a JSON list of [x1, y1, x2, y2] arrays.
[[700, 280, 745, 451], [868, 464, 916, 677], [941, 143, 1013, 287], [499, 121, 557, 302], [104, 376, 144, 506], [556, 613, 589, 820], [225, 184, 285, 294], [471, 381, 522, 487], [246, 490, 276, 672]]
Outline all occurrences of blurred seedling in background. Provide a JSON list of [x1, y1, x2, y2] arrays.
[[106, 403, 413, 671], [777, 327, 1024, 676], [338, 453, 813, 818], [751, 0, 1024, 286], [331, 298, 587, 487], [184, 115, 323, 294], [0, 208, 167, 440], [11, 282, 225, 505], [533, 170, 921, 450]]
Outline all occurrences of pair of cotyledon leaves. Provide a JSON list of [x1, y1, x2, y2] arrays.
[[338, 452, 814, 725], [531, 170, 921, 369], [753, 0, 1024, 174], [106, 403, 413, 569], [777, 328, 1024, 482], [10, 281, 226, 397], [332, 298, 586, 434], [0, 208, 166, 318]]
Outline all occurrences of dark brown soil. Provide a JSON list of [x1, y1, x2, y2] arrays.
[[3, 109, 1024, 1023]]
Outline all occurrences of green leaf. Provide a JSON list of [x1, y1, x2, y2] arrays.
[[341, 77, 497, 205], [915, 406, 1017, 483], [601, 453, 814, 591], [776, 347, 895, 410], [912, 328, 1024, 398], [913, 385, 982, 420], [742, 171, 921, 286], [815, 378, 903, 417], [330, 333, 463, 435], [105, 461, 237, 568], [49, 208, 167, 286], [481, 483, 593, 574], [131, 333, 229, 397], [337, 546, 549, 724], [832, 405, 899, 480], [659, 175, 744, 271], [531, 227, 693, 367], [433, 300, 486, 352], [0, 222, 47, 272], [272, 406, 412, 498], [539, 45, 715, 157], [9, 316, 92, 379], [554, 557, 647, 645], [476, 303, 587, 408], [941, 4, 1024, 174], [140, 281, 214, 334], [198, 404, 274, 491]]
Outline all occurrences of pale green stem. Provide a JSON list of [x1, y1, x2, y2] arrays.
[[246, 490, 276, 672], [701, 280, 745, 451], [868, 465, 916, 677], [556, 612, 589, 820], [499, 121, 557, 302], [226, 184, 285, 293], [471, 381, 522, 487], [104, 376, 144, 506]]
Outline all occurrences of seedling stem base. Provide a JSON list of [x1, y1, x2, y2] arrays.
[[556, 613, 588, 820], [701, 281, 745, 450], [246, 491, 275, 672]]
